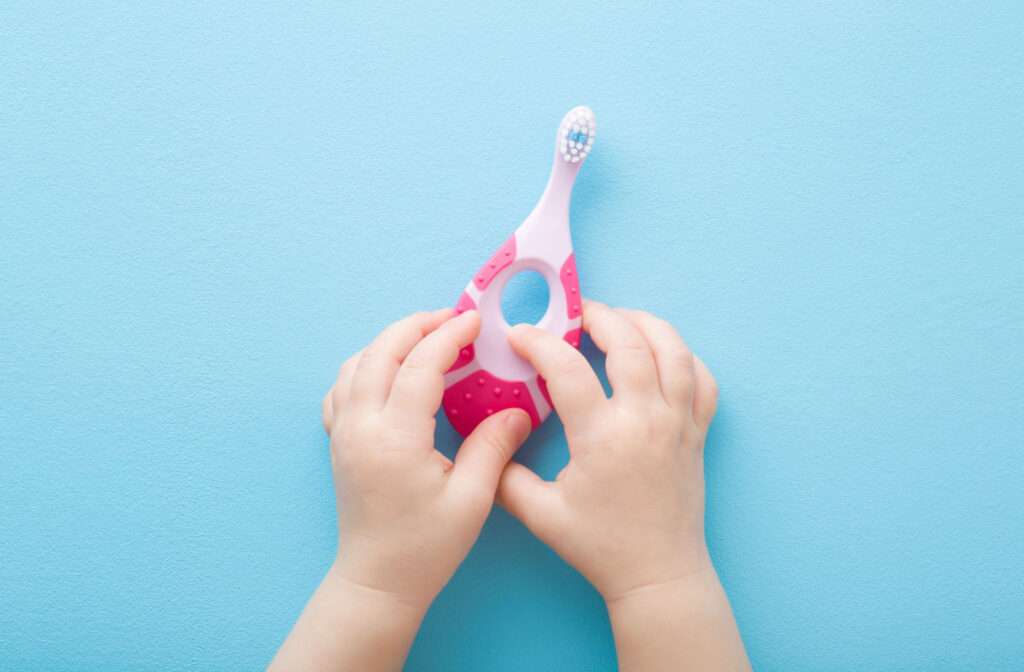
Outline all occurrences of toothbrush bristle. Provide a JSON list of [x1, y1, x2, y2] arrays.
[[558, 106, 595, 164]]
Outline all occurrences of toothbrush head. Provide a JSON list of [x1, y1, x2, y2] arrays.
[[557, 106, 596, 164]]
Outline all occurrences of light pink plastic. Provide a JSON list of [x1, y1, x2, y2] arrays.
[[443, 106, 595, 437]]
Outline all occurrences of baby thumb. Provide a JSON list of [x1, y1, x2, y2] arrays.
[[453, 409, 532, 494]]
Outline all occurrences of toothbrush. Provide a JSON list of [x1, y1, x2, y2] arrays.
[[442, 106, 596, 437]]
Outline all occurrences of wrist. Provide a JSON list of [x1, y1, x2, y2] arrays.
[[603, 564, 717, 606], [326, 560, 434, 620], [268, 560, 430, 671], [599, 545, 716, 606], [602, 560, 752, 672]]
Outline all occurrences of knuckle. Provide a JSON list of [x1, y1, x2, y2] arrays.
[[329, 387, 343, 410], [633, 309, 657, 324], [332, 420, 382, 459], [413, 309, 436, 321], [619, 330, 650, 351], [478, 431, 512, 462], [696, 360, 719, 399], [706, 375, 720, 399], [670, 349, 695, 372], [400, 352, 432, 375], [620, 338, 652, 359], [651, 313, 678, 333], [331, 380, 351, 410], [359, 345, 383, 363], [321, 396, 333, 433], [338, 355, 359, 378], [409, 311, 439, 332], [552, 354, 588, 380]]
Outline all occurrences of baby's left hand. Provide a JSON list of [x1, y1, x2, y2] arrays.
[[321, 308, 531, 612]]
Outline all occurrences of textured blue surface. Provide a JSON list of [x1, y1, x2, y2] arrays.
[[2, 2, 1023, 670]]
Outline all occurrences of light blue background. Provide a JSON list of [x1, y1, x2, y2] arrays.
[[2, 2, 1022, 670]]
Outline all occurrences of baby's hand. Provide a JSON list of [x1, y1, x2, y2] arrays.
[[496, 300, 719, 602], [322, 308, 531, 611]]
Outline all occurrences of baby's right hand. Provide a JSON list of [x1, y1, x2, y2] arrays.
[[497, 300, 720, 603]]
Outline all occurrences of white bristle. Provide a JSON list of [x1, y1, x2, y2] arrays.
[[556, 106, 595, 163]]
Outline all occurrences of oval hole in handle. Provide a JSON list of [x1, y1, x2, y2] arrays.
[[500, 270, 550, 327]]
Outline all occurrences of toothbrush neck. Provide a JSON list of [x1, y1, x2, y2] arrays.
[[534, 158, 581, 217]]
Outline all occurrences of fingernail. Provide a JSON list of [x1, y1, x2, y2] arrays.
[[506, 410, 531, 436]]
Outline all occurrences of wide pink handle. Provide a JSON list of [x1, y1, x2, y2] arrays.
[[442, 235, 581, 437]]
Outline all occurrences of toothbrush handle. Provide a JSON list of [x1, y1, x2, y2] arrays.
[[442, 233, 581, 437]]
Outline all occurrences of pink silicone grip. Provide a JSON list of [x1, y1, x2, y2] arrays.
[[560, 253, 581, 319], [442, 370, 543, 435], [447, 292, 477, 373], [474, 235, 516, 291]]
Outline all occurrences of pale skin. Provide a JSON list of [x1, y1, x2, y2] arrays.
[[268, 300, 750, 671]]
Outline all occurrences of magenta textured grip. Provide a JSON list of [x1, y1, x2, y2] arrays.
[[473, 235, 517, 291], [442, 107, 596, 437], [447, 292, 477, 373], [560, 253, 581, 319], [442, 371, 542, 437]]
